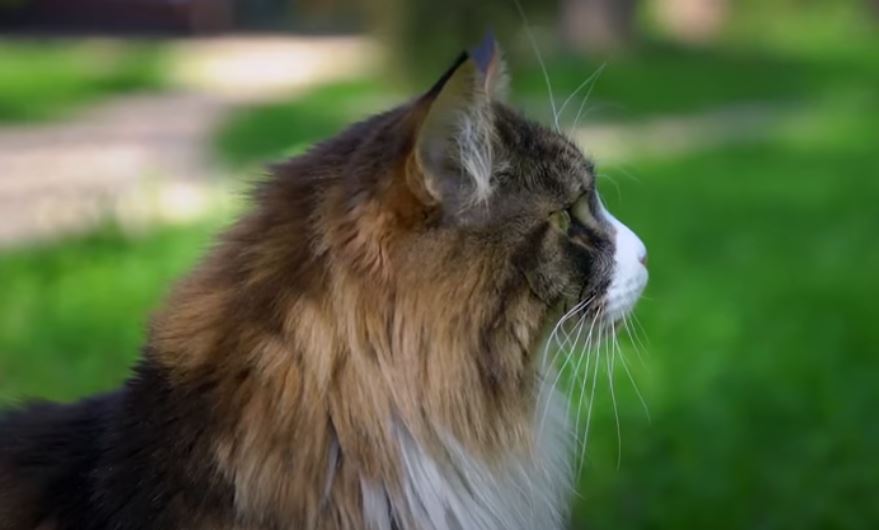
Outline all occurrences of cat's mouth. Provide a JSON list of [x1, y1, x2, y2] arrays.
[[601, 262, 648, 328]]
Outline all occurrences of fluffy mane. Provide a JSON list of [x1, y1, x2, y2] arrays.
[[149, 93, 567, 527]]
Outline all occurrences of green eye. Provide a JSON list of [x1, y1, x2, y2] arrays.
[[550, 209, 572, 232]]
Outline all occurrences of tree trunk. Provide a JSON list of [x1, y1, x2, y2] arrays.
[[560, 0, 638, 54]]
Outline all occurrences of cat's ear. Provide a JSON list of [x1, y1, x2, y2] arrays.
[[410, 33, 508, 210]]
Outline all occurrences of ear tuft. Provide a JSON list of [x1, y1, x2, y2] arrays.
[[412, 34, 509, 213], [470, 30, 508, 99], [470, 30, 497, 77]]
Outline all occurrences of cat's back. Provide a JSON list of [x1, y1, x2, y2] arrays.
[[0, 393, 117, 530]]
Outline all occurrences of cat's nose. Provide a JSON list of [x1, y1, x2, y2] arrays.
[[639, 250, 648, 267]]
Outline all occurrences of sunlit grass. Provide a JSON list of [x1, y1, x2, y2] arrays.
[[214, 78, 396, 169], [0, 39, 167, 122], [0, 222, 221, 403]]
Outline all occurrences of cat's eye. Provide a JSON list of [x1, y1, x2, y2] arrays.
[[571, 194, 593, 227], [549, 209, 572, 232]]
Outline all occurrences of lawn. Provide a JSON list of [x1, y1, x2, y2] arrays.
[[569, 93, 879, 529], [0, 39, 167, 122], [0, 223, 220, 402], [2, 24, 878, 530]]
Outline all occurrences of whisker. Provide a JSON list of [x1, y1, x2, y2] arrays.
[[575, 316, 600, 467], [578, 313, 603, 476], [555, 299, 592, 350], [602, 162, 643, 184], [631, 313, 652, 349], [570, 309, 600, 460], [539, 333, 578, 436], [539, 299, 587, 378], [621, 315, 648, 368], [556, 63, 607, 130], [597, 172, 623, 204], [569, 63, 606, 135], [616, 341, 651, 422], [554, 307, 585, 350], [607, 320, 622, 470], [509, 0, 558, 129], [537, 298, 593, 436], [564, 311, 593, 449], [551, 298, 593, 360]]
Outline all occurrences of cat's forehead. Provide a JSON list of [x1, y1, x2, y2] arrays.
[[493, 105, 594, 199]]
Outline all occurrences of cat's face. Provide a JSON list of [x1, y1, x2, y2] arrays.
[[487, 105, 648, 327], [408, 41, 647, 333]]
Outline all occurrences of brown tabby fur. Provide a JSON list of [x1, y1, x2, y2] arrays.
[[151, 103, 549, 527]]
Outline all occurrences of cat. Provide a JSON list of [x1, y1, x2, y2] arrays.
[[0, 35, 647, 530]]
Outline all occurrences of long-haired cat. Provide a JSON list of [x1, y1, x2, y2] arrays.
[[0, 36, 647, 530]]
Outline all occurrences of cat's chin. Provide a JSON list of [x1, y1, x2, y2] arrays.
[[601, 264, 648, 328]]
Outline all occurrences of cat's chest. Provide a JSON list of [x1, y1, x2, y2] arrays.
[[381, 387, 573, 530]]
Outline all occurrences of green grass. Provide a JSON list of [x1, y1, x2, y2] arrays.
[[0, 39, 167, 123], [214, 78, 397, 169], [568, 92, 879, 529], [513, 41, 875, 123], [0, 223, 220, 403]]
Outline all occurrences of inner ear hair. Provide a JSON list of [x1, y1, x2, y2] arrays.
[[410, 34, 508, 212], [470, 30, 510, 100]]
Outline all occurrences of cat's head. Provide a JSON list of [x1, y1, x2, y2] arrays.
[[354, 35, 648, 334], [272, 34, 651, 444]]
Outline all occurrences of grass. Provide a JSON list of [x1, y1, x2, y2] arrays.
[[214, 78, 396, 169], [0, 39, 167, 123], [513, 41, 876, 123], [3, 21, 879, 530], [0, 224, 220, 403], [568, 91, 879, 529]]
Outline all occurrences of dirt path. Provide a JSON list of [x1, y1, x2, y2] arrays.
[[0, 36, 374, 247]]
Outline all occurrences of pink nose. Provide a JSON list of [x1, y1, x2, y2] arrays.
[[639, 252, 648, 267]]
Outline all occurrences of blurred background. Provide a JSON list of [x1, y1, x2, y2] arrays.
[[0, 0, 877, 528]]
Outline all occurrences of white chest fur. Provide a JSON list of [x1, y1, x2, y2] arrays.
[[363, 385, 573, 530]]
